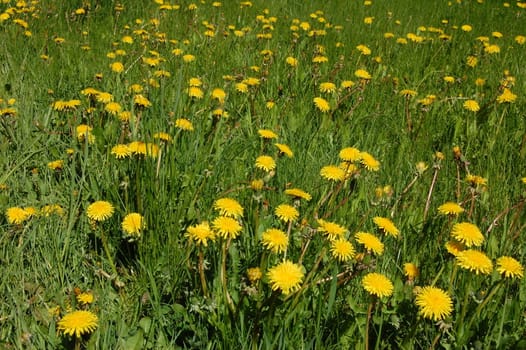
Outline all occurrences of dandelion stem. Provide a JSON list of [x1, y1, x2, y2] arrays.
[[365, 296, 376, 350], [423, 164, 440, 222], [429, 332, 441, 349], [405, 97, 412, 132], [99, 228, 118, 277], [220, 238, 235, 314], [198, 248, 208, 298]]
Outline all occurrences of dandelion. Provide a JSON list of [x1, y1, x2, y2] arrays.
[[5, 207, 31, 224], [330, 238, 355, 262], [320, 165, 346, 181], [515, 35, 526, 45], [187, 87, 204, 99], [339, 147, 361, 162], [186, 222, 216, 246], [57, 310, 98, 338], [261, 228, 288, 254], [250, 179, 264, 191], [466, 174, 487, 187], [403, 263, 419, 280], [48, 160, 64, 170], [456, 249, 493, 275], [212, 216, 242, 239], [284, 188, 312, 201], [76, 124, 95, 144], [122, 213, 144, 238], [317, 219, 347, 241], [443, 76, 455, 84], [496, 256, 524, 279], [362, 272, 393, 298], [175, 118, 194, 131], [153, 132, 172, 143], [285, 56, 298, 67], [461, 24, 472, 32], [355, 232, 384, 255], [451, 222, 484, 247], [213, 198, 243, 218], [211, 88, 226, 104], [86, 201, 114, 222], [463, 99, 480, 112], [415, 286, 453, 321], [235, 82, 248, 93], [355, 69, 371, 80], [255, 155, 276, 172], [104, 102, 121, 115], [312, 55, 328, 63], [484, 44, 500, 54], [466, 55, 478, 67], [356, 44, 371, 55], [360, 152, 380, 171], [319, 82, 337, 93], [496, 88, 517, 103], [275, 204, 299, 223], [110, 61, 124, 73], [275, 143, 293, 158], [76, 292, 94, 305], [373, 216, 399, 238], [258, 129, 278, 139], [247, 267, 262, 284], [438, 202, 464, 215], [267, 260, 304, 295], [400, 89, 417, 97], [313, 97, 330, 112]]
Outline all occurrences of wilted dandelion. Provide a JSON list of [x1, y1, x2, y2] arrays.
[[186, 222, 216, 246], [267, 260, 304, 295], [261, 228, 288, 254], [415, 286, 453, 321], [456, 249, 493, 275], [355, 232, 384, 255], [86, 201, 114, 222], [213, 198, 244, 218], [373, 216, 399, 238], [57, 310, 98, 338], [247, 267, 262, 284], [275, 204, 299, 223], [362, 272, 393, 298], [496, 256, 524, 279]]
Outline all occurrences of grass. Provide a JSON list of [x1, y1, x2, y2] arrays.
[[1, 0, 526, 348]]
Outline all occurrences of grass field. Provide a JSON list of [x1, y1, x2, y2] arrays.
[[1, 0, 525, 349]]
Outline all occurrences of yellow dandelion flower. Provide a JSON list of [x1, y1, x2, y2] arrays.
[[496, 88, 517, 103], [261, 228, 288, 254], [250, 179, 264, 191], [186, 222, 216, 246], [48, 160, 64, 170], [258, 129, 278, 139], [515, 35, 526, 45], [484, 44, 500, 54], [40, 204, 64, 217], [443, 76, 455, 84], [404, 263, 419, 279], [153, 132, 172, 143], [175, 118, 194, 131], [317, 219, 347, 241], [496, 256, 524, 279], [187, 86, 204, 99], [319, 82, 337, 93], [355, 69, 371, 80], [438, 202, 464, 216], [356, 44, 371, 55], [104, 102, 122, 115], [267, 260, 304, 295], [5, 207, 31, 224], [330, 238, 355, 262], [451, 222, 484, 247], [466, 174, 487, 187], [463, 99, 480, 112], [110, 61, 124, 73], [362, 272, 393, 298], [211, 88, 226, 104], [284, 188, 312, 201], [461, 24, 472, 32], [76, 292, 94, 305], [456, 249, 493, 275], [76, 124, 95, 144], [133, 94, 151, 108], [355, 231, 384, 255], [312, 55, 328, 63], [255, 155, 276, 172], [122, 213, 144, 238], [275, 143, 293, 157], [400, 89, 417, 97], [341, 80, 355, 89], [360, 152, 380, 171], [320, 165, 346, 181], [313, 97, 330, 112], [275, 204, 299, 223], [235, 82, 248, 93], [214, 198, 244, 218], [415, 286, 453, 321], [339, 147, 361, 162], [373, 216, 399, 238], [86, 201, 114, 222], [212, 216, 242, 239], [57, 310, 98, 338], [285, 56, 298, 67], [247, 267, 262, 284]]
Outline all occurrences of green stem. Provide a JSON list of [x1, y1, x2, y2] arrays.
[[221, 238, 235, 314], [365, 296, 376, 350], [100, 227, 118, 276], [198, 248, 208, 298]]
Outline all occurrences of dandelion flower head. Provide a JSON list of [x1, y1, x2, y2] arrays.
[[355, 231, 384, 255], [284, 188, 312, 201], [362, 272, 394, 298], [214, 198, 244, 218], [456, 249, 493, 275], [275, 204, 299, 223], [451, 222, 484, 247], [330, 238, 355, 262], [415, 286, 453, 321], [212, 216, 242, 239], [339, 147, 361, 162], [317, 219, 347, 241], [86, 201, 114, 222], [438, 202, 464, 216], [496, 256, 524, 279], [320, 165, 346, 181], [275, 143, 294, 158], [186, 221, 216, 246], [122, 213, 145, 238], [373, 216, 400, 238], [57, 310, 98, 338], [255, 155, 276, 172], [261, 228, 288, 254], [267, 260, 304, 295]]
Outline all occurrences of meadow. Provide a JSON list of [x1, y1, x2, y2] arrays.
[[1, 0, 525, 348]]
